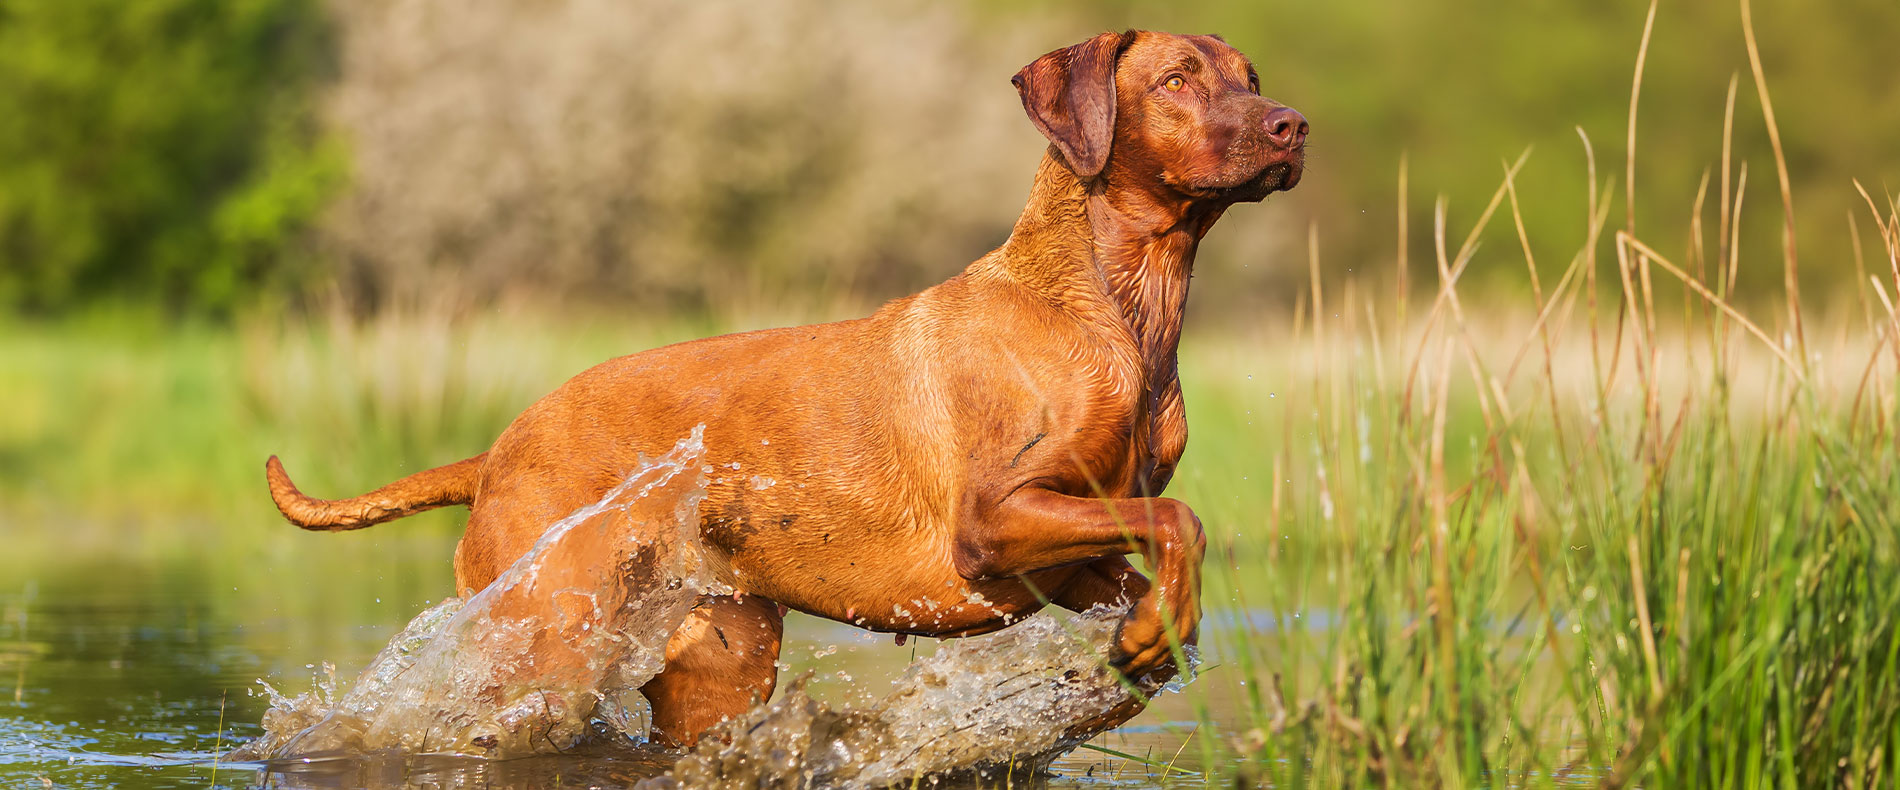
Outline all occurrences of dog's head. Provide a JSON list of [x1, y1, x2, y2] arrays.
[[1012, 30, 1306, 204]]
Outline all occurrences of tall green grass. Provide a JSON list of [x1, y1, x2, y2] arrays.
[[1181, 6, 1900, 784]]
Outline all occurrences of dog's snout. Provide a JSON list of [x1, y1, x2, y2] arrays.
[[1264, 106, 1308, 150]]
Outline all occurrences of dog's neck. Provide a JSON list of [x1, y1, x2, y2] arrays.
[[995, 153, 1226, 377]]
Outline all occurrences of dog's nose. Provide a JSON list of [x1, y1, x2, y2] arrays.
[[1265, 107, 1308, 150]]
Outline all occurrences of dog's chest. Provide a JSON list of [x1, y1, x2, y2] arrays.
[[1067, 360, 1185, 497], [1130, 379, 1186, 492]]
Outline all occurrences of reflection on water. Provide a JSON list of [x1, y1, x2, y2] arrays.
[[0, 559, 275, 789]]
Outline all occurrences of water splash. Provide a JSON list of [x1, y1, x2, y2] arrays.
[[232, 423, 1199, 783], [647, 607, 1197, 789], [232, 427, 713, 760]]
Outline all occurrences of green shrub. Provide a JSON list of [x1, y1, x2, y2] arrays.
[[0, 0, 342, 314]]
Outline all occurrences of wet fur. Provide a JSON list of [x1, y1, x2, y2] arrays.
[[266, 30, 1305, 747]]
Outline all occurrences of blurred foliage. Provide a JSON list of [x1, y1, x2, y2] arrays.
[[0, 0, 341, 314], [0, 0, 1895, 318], [307, 0, 1063, 318]]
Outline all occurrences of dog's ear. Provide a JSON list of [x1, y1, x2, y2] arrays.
[[1011, 31, 1135, 182]]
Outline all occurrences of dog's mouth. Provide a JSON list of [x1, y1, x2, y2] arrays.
[[1248, 158, 1300, 193], [1208, 152, 1303, 202], [1169, 141, 1305, 202]]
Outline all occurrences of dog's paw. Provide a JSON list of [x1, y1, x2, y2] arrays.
[[1108, 600, 1196, 682]]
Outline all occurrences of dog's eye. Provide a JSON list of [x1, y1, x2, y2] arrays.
[[1164, 75, 1185, 92]]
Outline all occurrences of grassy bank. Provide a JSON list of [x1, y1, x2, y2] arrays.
[[1191, 185, 1900, 785]]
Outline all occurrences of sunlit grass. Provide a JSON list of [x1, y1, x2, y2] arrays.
[[1178, 175, 1900, 785]]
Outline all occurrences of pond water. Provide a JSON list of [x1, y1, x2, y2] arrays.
[[0, 539, 1214, 789]]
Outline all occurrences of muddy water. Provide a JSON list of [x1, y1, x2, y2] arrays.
[[1, 443, 1211, 788]]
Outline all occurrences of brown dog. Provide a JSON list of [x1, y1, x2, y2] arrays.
[[265, 30, 1305, 748]]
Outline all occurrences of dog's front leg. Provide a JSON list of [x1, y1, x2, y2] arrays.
[[954, 488, 1204, 678]]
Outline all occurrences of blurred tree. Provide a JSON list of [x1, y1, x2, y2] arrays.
[[5, 0, 1889, 319], [0, 0, 342, 314]]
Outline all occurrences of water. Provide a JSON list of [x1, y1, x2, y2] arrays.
[[1, 433, 1209, 788]]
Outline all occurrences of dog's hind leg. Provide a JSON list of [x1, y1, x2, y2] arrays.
[[454, 463, 621, 596], [1050, 556, 1150, 612], [641, 593, 785, 746]]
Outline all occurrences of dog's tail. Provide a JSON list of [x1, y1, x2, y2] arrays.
[[265, 453, 486, 531]]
